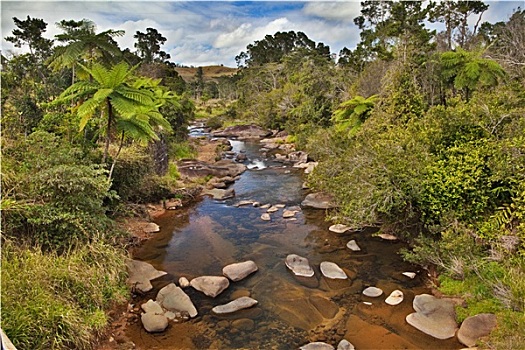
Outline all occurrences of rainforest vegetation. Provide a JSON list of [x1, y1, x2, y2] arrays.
[[1, 1, 524, 349]]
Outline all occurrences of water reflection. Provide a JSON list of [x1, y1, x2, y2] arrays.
[[131, 140, 463, 349]]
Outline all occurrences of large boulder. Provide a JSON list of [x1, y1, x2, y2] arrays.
[[156, 283, 198, 318], [301, 192, 337, 209], [211, 296, 258, 315], [190, 276, 230, 297], [201, 188, 235, 200], [406, 294, 458, 339], [178, 159, 246, 178], [457, 313, 497, 347], [126, 260, 167, 293], [141, 312, 168, 333], [320, 262, 347, 280], [212, 124, 272, 139], [285, 254, 315, 277], [141, 299, 164, 314], [223, 260, 258, 281]]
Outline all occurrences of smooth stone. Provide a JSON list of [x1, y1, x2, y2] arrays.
[[346, 240, 361, 251], [301, 192, 336, 209], [212, 296, 258, 315], [285, 254, 315, 277], [141, 312, 168, 333], [141, 299, 164, 314], [236, 200, 253, 207], [156, 283, 198, 318], [164, 311, 176, 320], [143, 222, 160, 233], [385, 290, 404, 305], [329, 224, 351, 234], [275, 204, 286, 208], [260, 204, 271, 209], [337, 339, 355, 350], [179, 276, 190, 288], [377, 233, 398, 241], [231, 318, 255, 331], [320, 261, 348, 280], [300, 342, 334, 350], [252, 201, 261, 207], [223, 260, 258, 281], [283, 210, 298, 218], [126, 260, 167, 293], [457, 313, 497, 347], [406, 294, 458, 339], [402, 272, 416, 279], [267, 206, 279, 213], [363, 302, 372, 306], [261, 213, 271, 221], [201, 188, 235, 200], [190, 276, 230, 298], [363, 286, 383, 297]]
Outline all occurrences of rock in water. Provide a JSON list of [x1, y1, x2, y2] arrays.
[[156, 283, 198, 317], [320, 262, 348, 279], [141, 299, 164, 314], [211, 296, 258, 315], [301, 192, 336, 209], [362, 286, 383, 297], [143, 222, 160, 233], [457, 313, 497, 347], [329, 224, 351, 234], [178, 276, 190, 288], [190, 276, 230, 297], [402, 272, 416, 279], [406, 294, 458, 339], [300, 342, 335, 350], [346, 240, 361, 251], [222, 260, 258, 281], [337, 339, 355, 350], [285, 254, 315, 277], [261, 213, 271, 221], [385, 290, 404, 305], [141, 312, 168, 333], [126, 260, 167, 293]]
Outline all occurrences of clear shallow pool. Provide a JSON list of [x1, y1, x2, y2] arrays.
[[128, 140, 463, 349]]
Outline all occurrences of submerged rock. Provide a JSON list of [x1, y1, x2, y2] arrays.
[[301, 192, 337, 209], [223, 260, 258, 281], [406, 294, 458, 339], [285, 254, 315, 277], [156, 283, 198, 318], [385, 290, 404, 305], [320, 262, 347, 280], [126, 260, 167, 293], [457, 313, 497, 347], [211, 296, 258, 315], [190, 276, 230, 297], [362, 286, 383, 297]]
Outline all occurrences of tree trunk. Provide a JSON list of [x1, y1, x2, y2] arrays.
[[103, 98, 112, 163], [108, 131, 125, 182]]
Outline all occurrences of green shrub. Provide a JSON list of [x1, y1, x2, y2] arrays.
[[169, 141, 197, 160], [1, 240, 128, 350]]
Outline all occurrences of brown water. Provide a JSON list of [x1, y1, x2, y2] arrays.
[[128, 140, 463, 349]]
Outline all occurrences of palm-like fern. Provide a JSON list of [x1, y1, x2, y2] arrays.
[[441, 48, 505, 101], [332, 95, 378, 135], [54, 62, 171, 165]]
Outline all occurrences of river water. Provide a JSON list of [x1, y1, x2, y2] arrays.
[[128, 138, 462, 349]]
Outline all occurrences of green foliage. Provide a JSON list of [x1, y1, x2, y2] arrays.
[[169, 141, 197, 160], [1, 132, 116, 249], [1, 239, 128, 350], [332, 94, 378, 135]]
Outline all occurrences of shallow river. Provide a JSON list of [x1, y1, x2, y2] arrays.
[[128, 139, 463, 349]]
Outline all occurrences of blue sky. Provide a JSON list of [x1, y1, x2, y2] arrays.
[[1, 1, 522, 67]]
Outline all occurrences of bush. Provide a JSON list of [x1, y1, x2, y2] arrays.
[[1, 239, 128, 350]]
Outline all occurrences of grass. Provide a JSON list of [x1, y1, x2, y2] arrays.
[[1, 239, 128, 350], [170, 141, 197, 160]]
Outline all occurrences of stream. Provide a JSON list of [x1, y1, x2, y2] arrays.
[[126, 136, 463, 349]]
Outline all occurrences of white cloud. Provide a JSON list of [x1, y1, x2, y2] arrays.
[[302, 2, 361, 22]]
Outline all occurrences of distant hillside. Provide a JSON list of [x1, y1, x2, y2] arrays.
[[174, 65, 238, 83]]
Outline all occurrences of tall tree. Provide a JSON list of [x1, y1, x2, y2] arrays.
[[5, 16, 53, 59], [53, 62, 170, 164], [134, 28, 171, 63], [48, 19, 124, 82]]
